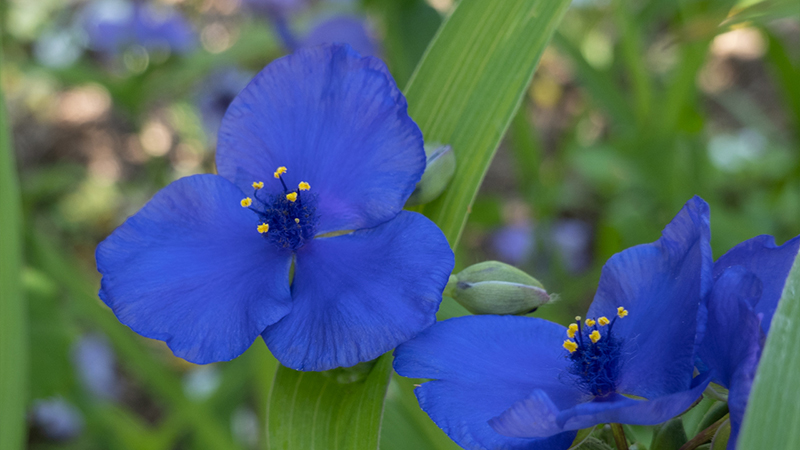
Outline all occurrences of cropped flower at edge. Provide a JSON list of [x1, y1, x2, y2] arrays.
[[698, 234, 800, 449], [393, 197, 713, 450], [96, 44, 454, 371]]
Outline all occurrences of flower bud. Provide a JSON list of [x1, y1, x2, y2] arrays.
[[406, 143, 455, 206], [450, 261, 550, 315]]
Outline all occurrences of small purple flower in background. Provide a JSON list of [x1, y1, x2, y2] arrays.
[[195, 68, 253, 144], [302, 15, 379, 57], [552, 219, 592, 274], [698, 234, 800, 449], [72, 334, 120, 401], [96, 44, 454, 371], [30, 398, 84, 441], [81, 0, 196, 57], [394, 197, 713, 450], [492, 222, 535, 266]]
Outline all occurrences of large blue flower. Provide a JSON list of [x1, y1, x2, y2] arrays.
[[96, 44, 454, 371], [394, 197, 713, 450], [697, 234, 799, 449]]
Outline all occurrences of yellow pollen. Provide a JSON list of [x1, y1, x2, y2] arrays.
[[575, 316, 582, 322], [563, 340, 578, 353], [294, 218, 300, 223], [617, 307, 629, 318], [286, 192, 298, 202], [274, 166, 287, 178], [257, 223, 269, 234], [585, 318, 596, 327], [298, 181, 310, 191], [589, 330, 601, 343], [567, 323, 578, 339], [252, 181, 264, 189], [598, 317, 610, 326], [240, 197, 252, 207]]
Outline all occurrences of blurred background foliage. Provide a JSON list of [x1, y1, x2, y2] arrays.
[[1, 0, 798, 448]]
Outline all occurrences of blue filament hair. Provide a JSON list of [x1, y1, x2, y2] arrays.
[[567, 321, 624, 397], [251, 189, 318, 250]]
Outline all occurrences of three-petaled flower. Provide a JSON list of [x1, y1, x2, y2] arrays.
[[697, 234, 800, 449], [394, 197, 713, 450], [96, 44, 454, 371]]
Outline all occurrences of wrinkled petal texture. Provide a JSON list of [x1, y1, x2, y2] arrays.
[[712, 234, 800, 334], [394, 315, 581, 450], [588, 196, 712, 400], [490, 372, 711, 438], [263, 211, 453, 371], [217, 44, 424, 234], [96, 175, 293, 364]]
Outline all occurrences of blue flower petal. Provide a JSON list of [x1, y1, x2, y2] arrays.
[[96, 175, 293, 364], [491, 372, 712, 438], [217, 44, 425, 234], [263, 211, 453, 371], [394, 315, 582, 450], [587, 196, 712, 399], [713, 234, 800, 334]]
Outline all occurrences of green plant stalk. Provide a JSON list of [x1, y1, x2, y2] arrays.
[[678, 415, 730, 450], [611, 423, 629, 450], [0, 40, 27, 450]]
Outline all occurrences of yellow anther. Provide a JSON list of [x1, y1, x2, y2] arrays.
[[589, 330, 601, 343], [563, 340, 578, 353], [617, 307, 629, 318], [240, 197, 252, 207], [257, 223, 270, 234], [274, 166, 287, 178], [598, 317, 610, 326], [567, 323, 578, 339], [286, 192, 298, 202], [294, 218, 300, 223], [252, 181, 264, 189], [585, 318, 596, 327], [575, 316, 582, 322], [298, 181, 310, 191]]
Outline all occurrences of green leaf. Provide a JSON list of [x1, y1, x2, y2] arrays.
[[738, 247, 800, 449], [408, 0, 572, 246], [268, 354, 393, 450], [0, 41, 27, 450]]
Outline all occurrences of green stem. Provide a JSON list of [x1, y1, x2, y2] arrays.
[[611, 423, 629, 450], [678, 414, 730, 450]]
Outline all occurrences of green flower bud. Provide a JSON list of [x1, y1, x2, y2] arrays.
[[449, 261, 550, 315], [406, 143, 455, 206]]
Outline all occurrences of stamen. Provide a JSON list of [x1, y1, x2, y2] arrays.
[[286, 192, 298, 202], [563, 340, 578, 353], [240, 197, 252, 207], [252, 181, 264, 190], [294, 218, 300, 223], [598, 317, 610, 326], [585, 318, 596, 327], [274, 166, 287, 178], [617, 307, 628, 318], [298, 181, 310, 191], [567, 323, 578, 339], [257, 223, 270, 233], [589, 330, 601, 343]]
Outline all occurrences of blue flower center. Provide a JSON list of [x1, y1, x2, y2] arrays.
[[562, 307, 628, 397], [239, 166, 318, 251]]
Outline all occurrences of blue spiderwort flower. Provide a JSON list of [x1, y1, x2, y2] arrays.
[[81, 0, 196, 56], [394, 197, 713, 450], [697, 234, 800, 449], [96, 44, 454, 371]]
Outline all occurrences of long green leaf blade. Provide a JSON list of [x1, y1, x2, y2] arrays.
[[268, 354, 393, 450], [0, 43, 27, 450], [406, 0, 571, 245], [738, 247, 800, 449]]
